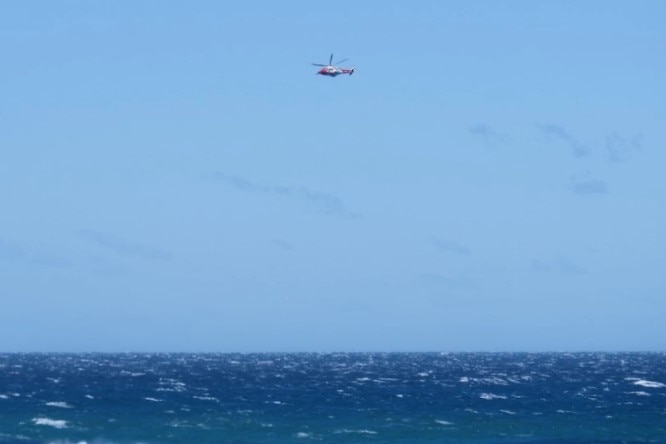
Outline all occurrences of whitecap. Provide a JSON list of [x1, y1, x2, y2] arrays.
[[335, 429, 378, 435], [481, 377, 509, 386], [46, 401, 73, 409], [120, 370, 146, 377], [628, 391, 650, 396], [632, 379, 665, 388], [480, 393, 507, 400], [32, 417, 68, 429], [435, 419, 454, 426], [144, 397, 163, 402], [193, 396, 219, 402], [47, 441, 87, 444], [0, 394, 8, 399]]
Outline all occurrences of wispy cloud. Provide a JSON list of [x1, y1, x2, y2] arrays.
[[431, 237, 471, 255], [85, 255, 128, 276], [0, 238, 75, 268], [273, 239, 293, 251], [606, 133, 642, 163], [569, 175, 609, 195], [77, 229, 172, 261], [469, 124, 509, 144], [415, 272, 476, 290], [219, 174, 257, 191], [29, 256, 74, 269], [0, 238, 23, 262], [536, 123, 589, 158], [206, 171, 360, 218], [531, 256, 586, 275]]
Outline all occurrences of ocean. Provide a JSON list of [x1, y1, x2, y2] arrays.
[[1, 353, 664, 444]]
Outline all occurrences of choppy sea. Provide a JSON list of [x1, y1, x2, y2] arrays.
[[1, 353, 664, 444]]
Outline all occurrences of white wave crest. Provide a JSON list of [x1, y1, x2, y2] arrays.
[[46, 441, 88, 444], [47, 440, 148, 444], [335, 429, 378, 435], [193, 395, 219, 402], [481, 377, 509, 385], [32, 417, 68, 429], [628, 391, 650, 396], [632, 379, 665, 388], [120, 370, 146, 377], [435, 419, 454, 426], [480, 393, 507, 400], [46, 401, 73, 408]]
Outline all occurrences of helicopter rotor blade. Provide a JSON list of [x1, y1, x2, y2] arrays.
[[329, 54, 333, 65], [312, 63, 326, 66]]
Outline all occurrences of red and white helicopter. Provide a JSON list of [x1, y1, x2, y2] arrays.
[[312, 54, 355, 77]]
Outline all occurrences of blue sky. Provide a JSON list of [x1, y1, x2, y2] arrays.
[[1, 1, 664, 352]]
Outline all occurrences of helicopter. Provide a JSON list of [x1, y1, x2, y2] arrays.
[[312, 54, 355, 77]]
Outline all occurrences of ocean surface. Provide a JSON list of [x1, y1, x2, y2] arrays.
[[1, 353, 665, 444]]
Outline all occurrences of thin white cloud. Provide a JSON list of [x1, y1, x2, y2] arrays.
[[606, 133, 642, 163], [273, 239, 293, 251], [77, 229, 172, 261], [0, 238, 23, 262], [206, 171, 360, 219], [431, 237, 471, 255], [536, 123, 589, 158], [531, 256, 586, 275], [569, 176, 608, 195], [469, 124, 509, 144]]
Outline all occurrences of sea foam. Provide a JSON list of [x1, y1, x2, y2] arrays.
[[632, 379, 665, 388], [46, 401, 73, 408], [32, 417, 68, 429]]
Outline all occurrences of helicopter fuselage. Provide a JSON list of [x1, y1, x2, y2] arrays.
[[316, 66, 354, 77]]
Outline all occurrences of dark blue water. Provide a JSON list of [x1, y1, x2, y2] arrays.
[[1, 353, 664, 444]]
